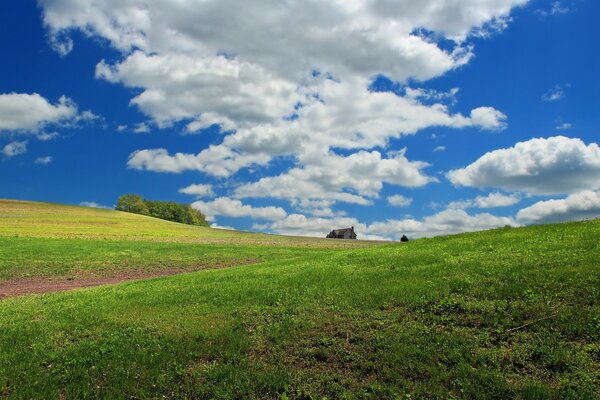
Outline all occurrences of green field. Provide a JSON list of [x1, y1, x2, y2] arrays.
[[0, 199, 599, 399]]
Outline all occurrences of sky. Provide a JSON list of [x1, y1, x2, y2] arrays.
[[1, 0, 599, 239]]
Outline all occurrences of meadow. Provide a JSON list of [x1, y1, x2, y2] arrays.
[[0, 199, 598, 399]]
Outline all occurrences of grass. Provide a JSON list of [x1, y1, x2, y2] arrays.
[[0, 200, 599, 399], [0, 199, 376, 247], [0, 237, 335, 281]]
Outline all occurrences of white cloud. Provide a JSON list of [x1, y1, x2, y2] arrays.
[[367, 208, 517, 239], [38, 0, 526, 213], [2, 141, 28, 157], [405, 87, 459, 104], [388, 194, 413, 207], [549, 1, 571, 15], [178, 183, 214, 198], [0, 93, 77, 132], [133, 122, 150, 133], [469, 107, 507, 131], [263, 214, 366, 238], [434, 145, 446, 152], [292, 199, 343, 218], [448, 136, 600, 195], [37, 132, 60, 141], [536, 1, 571, 17], [555, 122, 572, 130], [234, 150, 434, 206], [210, 223, 235, 230], [40, 0, 528, 82], [48, 32, 74, 56], [191, 197, 287, 222], [79, 201, 112, 209], [517, 191, 600, 224], [448, 192, 521, 209], [128, 77, 507, 178], [34, 156, 53, 165], [542, 85, 566, 102], [256, 207, 517, 239], [96, 52, 301, 130]]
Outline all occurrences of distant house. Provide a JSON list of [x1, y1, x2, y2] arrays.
[[326, 226, 357, 240]]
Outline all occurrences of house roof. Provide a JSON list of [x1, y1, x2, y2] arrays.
[[331, 227, 354, 235]]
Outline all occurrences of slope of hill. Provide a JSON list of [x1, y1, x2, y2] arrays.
[[0, 199, 377, 246], [0, 199, 379, 293], [0, 200, 598, 399]]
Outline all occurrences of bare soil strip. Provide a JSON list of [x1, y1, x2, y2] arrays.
[[0, 262, 250, 299]]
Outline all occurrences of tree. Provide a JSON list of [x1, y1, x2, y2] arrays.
[[115, 194, 209, 226], [115, 194, 149, 215]]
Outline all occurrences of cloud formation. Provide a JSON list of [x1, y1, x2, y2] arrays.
[[2, 141, 28, 157], [41, 0, 528, 81], [448, 192, 521, 209], [37, 0, 533, 235], [367, 209, 517, 239], [179, 184, 214, 198], [448, 136, 600, 195], [517, 191, 600, 224], [387, 194, 413, 207], [541, 85, 566, 102], [34, 156, 53, 165], [261, 214, 369, 239], [234, 150, 433, 206], [79, 201, 112, 209], [0, 93, 77, 132], [192, 197, 287, 222]]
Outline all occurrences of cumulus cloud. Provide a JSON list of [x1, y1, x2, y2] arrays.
[[34, 156, 53, 165], [0, 93, 77, 133], [2, 141, 28, 157], [38, 0, 526, 213], [387, 194, 413, 207], [178, 183, 214, 198], [263, 214, 367, 238], [127, 76, 507, 178], [79, 201, 112, 209], [255, 205, 519, 239], [132, 122, 150, 133], [469, 107, 507, 131], [448, 192, 521, 209], [291, 199, 343, 218], [367, 208, 517, 239], [234, 150, 434, 206], [96, 52, 301, 130], [40, 0, 527, 82], [210, 223, 235, 230], [191, 197, 287, 222], [516, 191, 600, 224], [448, 136, 600, 195]]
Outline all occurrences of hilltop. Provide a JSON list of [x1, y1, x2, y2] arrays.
[[0, 199, 598, 399], [0, 199, 378, 247]]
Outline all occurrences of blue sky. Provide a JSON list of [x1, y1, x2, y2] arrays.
[[1, 0, 599, 239]]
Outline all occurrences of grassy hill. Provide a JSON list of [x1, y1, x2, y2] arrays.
[[0, 200, 599, 399], [0, 199, 376, 246]]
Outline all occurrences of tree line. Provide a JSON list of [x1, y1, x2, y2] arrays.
[[115, 194, 208, 226]]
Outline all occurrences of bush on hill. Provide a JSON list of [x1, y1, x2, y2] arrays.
[[116, 194, 208, 226]]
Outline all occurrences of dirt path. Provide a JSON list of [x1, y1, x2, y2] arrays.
[[0, 263, 244, 300]]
